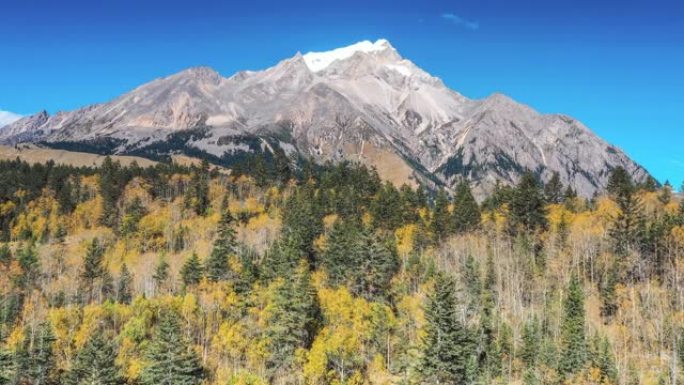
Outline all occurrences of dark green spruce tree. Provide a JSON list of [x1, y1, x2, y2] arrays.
[[560, 274, 587, 375], [266, 261, 320, 376], [188, 159, 210, 216], [509, 171, 548, 234], [608, 168, 644, 258], [140, 310, 204, 385], [64, 333, 121, 385], [14, 323, 56, 385], [431, 189, 452, 242], [351, 229, 399, 302], [205, 196, 237, 282], [117, 263, 133, 304], [80, 238, 106, 304], [421, 272, 475, 384], [452, 181, 481, 233], [180, 252, 203, 288], [544, 172, 564, 204], [99, 156, 123, 228]]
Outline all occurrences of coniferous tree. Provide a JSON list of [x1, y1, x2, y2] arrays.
[[659, 181, 673, 204], [608, 169, 644, 257], [520, 316, 541, 367], [600, 261, 619, 320], [560, 274, 587, 375], [594, 336, 618, 384], [479, 251, 499, 376], [99, 156, 123, 228], [352, 229, 398, 302], [280, 186, 323, 263], [262, 230, 306, 281], [321, 219, 358, 287], [452, 181, 481, 233], [266, 261, 320, 375], [370, 182, 404, 230], [607, 167, 633, 196], [180, 252, 203, 288], [153, 256, 170, 293], [544, 172, 564, 204], [117, 263, 133, 304], [421, 272, 475, 384], [80, 238, 105, 303], [64, 333, 121, 385], [509, 171, 548, 234], [17, 243, 40, 289], [205, 196, 237, 282], [431, 189, 451, 242], [0, 348, 15, 385], [140, 310, 204, 385], [463, 254, 481, 317], [188, 160, 210, 216], [15, 323, 56, 385], [119, 196, 146, 236]]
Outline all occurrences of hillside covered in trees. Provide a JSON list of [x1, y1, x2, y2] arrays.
[[0, 155, 682, 385]]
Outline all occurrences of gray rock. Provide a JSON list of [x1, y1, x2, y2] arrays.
[[0, 39, 650, 198]]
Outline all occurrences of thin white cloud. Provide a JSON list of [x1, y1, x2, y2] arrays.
[[0, 109, 22, 127], [441, 13, 479, 30]]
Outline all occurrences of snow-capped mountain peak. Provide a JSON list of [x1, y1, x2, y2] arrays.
[[0, 39, 651, 198], [303, 39, 393, 72]]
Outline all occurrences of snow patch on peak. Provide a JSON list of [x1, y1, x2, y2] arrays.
[[303, 39, 393, 72]]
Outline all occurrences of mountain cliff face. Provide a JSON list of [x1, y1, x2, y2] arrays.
[[0, 39, 649, 197]]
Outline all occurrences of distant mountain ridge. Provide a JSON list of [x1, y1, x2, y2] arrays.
[[0, 39, 650, 197]]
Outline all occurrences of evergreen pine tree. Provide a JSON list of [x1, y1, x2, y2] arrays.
[[659, 181, 673, 204], [452, 181, 481, 233], [352, 229, 399, 302], [139, 310, 204, 385], [64, 333, 121, 385], [463, 254, 481, 317], [117, 263, 133, 304], [509, 171, 548, 234], [520, 316, 541, 367], [560, 274, 587, 375], [189, 160, 210, 216], [261, 230, 306, 281], [180, 252, 203, 288], [15, 323, 56, 385], [607, 167, 633, 196], [595, 337, 618, 384], [544, 172, 564, 204], [607, 168, 644, 258], [600, 261, 619, 320], [421, 272, 475, 384], [430, 189, 451, 242], [80, 238, 105, 303], [321, 219, 358, 287], [205, 196, 237, 282], [0, 348, 15, 385], [266, 261, 320, 375], [280, 186, 323, 263], [153, 256, 170, 294], [17, 243, 41, 289], [99, 156, 123, 228]]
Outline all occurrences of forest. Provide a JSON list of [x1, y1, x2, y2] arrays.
[[0, 154, 682, 385]]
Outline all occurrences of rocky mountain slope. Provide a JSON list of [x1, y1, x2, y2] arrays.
[[0, 39, 650, 197]]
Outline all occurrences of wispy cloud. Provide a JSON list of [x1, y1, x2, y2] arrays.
[[441, 13, 479, 30], [0, 110, 23, 127]]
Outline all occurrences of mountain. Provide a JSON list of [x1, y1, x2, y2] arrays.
[[0, 39, 650, 197]]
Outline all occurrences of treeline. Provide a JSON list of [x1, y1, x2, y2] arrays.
[[0, 155, 683, 385]]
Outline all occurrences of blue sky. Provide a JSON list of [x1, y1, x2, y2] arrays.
[[1, 0, 682, 186]]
